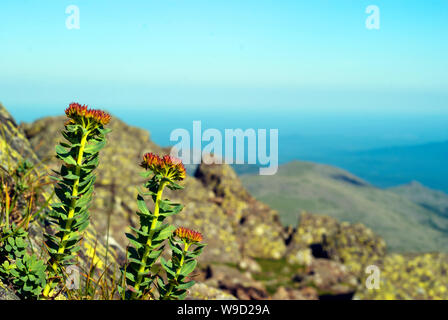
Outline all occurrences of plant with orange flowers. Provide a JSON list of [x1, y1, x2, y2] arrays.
[[120, 153, 205, 299], [42, 103, 111, 298], [158, 227, 205, 300]]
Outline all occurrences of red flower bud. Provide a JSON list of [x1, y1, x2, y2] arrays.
[[65, 103, 111, 126], [174, 227, 203, 243], [141, 153, 186, 181]]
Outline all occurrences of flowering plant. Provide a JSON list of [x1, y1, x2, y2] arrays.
[[121, 153, 205, 299], [1, 104, 205, 300], [42, 103, 111, 298], [158, 227, 205, 300]]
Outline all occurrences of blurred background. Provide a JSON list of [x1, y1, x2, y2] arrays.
[[1, 0, 448, 300]]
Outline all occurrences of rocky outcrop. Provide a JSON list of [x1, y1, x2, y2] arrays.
[[298, 258, 358, 298], [8, 109, 395, 300], [195, 163, 287, 260], [272, 286, 318, 300], [187, 283, 237, 300], [355, 253, 448, 300], [200, 265, 270, 300], [0, 104, 40, 169], [287, 212, 386, 277], [0, 280, 19, 300], [4, 104, 447, 300]]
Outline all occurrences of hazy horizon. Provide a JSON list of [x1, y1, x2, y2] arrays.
[[2, 0, 447, 191], [1, 0, 447, 113]]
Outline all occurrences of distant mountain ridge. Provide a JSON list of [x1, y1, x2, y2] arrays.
[[234, 139, 448, 193], [241, 160, 448, 253]]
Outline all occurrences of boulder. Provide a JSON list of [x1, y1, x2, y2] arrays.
[[272, 286, 318, 300], [355, 253, 448, 300], [203, 265, 269, 300], [287, 212, 386, 277], [195, 163, 287, 260], [298, 258, 358, 298], [187, 283, 237, 300]]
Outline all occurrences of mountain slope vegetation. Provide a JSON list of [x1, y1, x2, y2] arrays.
[[241, 161, 448, 253]]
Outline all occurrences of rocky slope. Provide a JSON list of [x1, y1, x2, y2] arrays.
[[2, 103, 448, 300]]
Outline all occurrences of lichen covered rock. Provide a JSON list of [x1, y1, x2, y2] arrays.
[[326, 221, 387, 276], [298, 258, 358, 297], [0, 280, 19, 300], [195, 163, 287, 260], [287, 212, 386, 277], [202, 265, 269, 300], [0, 104, 40, 169], [186, 283, 237, 300], [355, 253, 448, 300], [272, 286, 318, 300]]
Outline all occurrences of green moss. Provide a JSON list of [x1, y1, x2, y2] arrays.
[[252, 258, 305, 295]]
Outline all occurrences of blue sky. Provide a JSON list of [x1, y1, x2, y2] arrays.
[[0, 0, 447, 114]]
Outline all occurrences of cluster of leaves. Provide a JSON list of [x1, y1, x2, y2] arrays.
[[0, 227, 46, 299], [43, 117, 110, 296], [0, 157, 49, 299], [158, 234, 206, 300]]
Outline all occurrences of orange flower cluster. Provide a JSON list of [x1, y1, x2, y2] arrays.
[[141, 153, 186, 181], [174, 227, 203, 243], [65, 103, 111, 126]]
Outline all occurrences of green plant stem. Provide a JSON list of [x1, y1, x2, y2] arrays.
[[163, 242, 190, 300], [4, 183, 10, 230], [43, 131, 89, 298], [131, 180, 168, 299]]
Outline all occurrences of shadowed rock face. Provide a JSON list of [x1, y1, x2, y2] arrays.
[[286, 212, 387, 277]]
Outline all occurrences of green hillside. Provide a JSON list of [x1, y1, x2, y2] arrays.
[[241, 161, 448, 253], [389, 181, 448, 231]]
